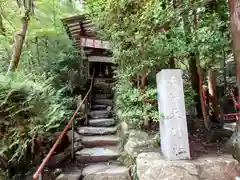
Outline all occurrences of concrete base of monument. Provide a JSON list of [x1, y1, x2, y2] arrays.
[[136, 152, 240, 180]]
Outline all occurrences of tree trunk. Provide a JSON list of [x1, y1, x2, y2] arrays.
[[7, 11, 30, 74], [197, 65, 210, 129], [208, 68, 222, 126], [192, 7, 211, 129], [189, 55, 202, 117], [181, 2, 202, 118], [169, 56, 175, 68], [229, 0, 240, 135], [140, 72, 148, 90], [140, 71, 149, 129], [0, 14, 6, 36], [137, 75, 140, 87], [223, 49, 227, 93]]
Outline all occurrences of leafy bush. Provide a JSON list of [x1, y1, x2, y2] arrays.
[[184, 84, 196, 116], [115, 73, 196, 129], [115, 78, 158, 129], [0, 73, 73, 164], [38, 36, 88, 92]]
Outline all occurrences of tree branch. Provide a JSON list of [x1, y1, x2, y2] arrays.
[[0, 14, 6, 36]]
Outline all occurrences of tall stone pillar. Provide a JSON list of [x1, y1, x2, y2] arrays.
[[156, 69, 190, 160]]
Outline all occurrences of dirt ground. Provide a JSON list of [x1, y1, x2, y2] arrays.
[[188, 119, 235, 159]]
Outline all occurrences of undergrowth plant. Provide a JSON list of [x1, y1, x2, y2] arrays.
[[0, 73, 74, 166], [115, 77, 158, 128], [0, 0, 87, 169], [115, 72, 196, 128]]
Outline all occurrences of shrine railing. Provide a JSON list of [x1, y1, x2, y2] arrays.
[[33, 69, 95, 180], [230, 90, 240, 110], [223, 89, 240, 121]]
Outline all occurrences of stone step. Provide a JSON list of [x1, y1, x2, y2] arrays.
[[76, 146, 120, 164], [82, 163, 130, 180], [92, 93, 113, 99], [92, 88, 113, 94], [92, 88, 112, 93], [91, 104, 108, 110], [93, 83, 113, 89], [56, 166, 82, 180], [89, 118, 115, 127], [92, 99, 113, 106], [94, 77, 115, 81], [77, 126, 118, 136], [81, 135, 120, 147], [88, 110, 112, 119]]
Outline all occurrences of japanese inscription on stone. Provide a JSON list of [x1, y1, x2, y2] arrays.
[[156, 69, 190, 160]]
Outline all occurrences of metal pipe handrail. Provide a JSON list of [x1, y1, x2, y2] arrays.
[[33, 69, 95, 180]]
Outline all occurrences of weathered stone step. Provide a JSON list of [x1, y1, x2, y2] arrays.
[[89, 118, 115, 127], [94, 77, 115, 82], [81, 135, 119, 147], [93, 83, 114, 89], [92, 99, 113, 106], [82, 163, 130, 180], [76, 146, 120, 164], [92, 89, 112, 94], [92, 88, 112, 94], [88, 110, 112, 119], [77, 126, 118, 135], [92, 93, 113, 99], [56, 165, 82, 180], [91, 104, 108, 110]]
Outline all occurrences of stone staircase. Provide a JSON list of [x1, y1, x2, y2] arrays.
[[56, 78, 130, 180]]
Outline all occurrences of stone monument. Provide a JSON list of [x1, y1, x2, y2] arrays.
[[156, 69, 190, 160]]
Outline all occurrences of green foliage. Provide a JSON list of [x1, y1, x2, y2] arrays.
[[86, 0, 229, 72], [115, 76, 158, 128], [184, 83, 197, 115], [0, 73, 73, 164], [86, 0, 174, 71], [28, 36, 88, 92], [0, 0, 86, 170], [115, 73, 196, 128], [85, 0, 230, 129], [130, 164, 139, 180], [0, 0, 232, 173], [0, 169, 6, 180]]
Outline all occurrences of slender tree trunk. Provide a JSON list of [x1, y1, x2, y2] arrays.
[[223, 49, 227, 93], [181, 1, 202, 118], [140, 72, 148, 89], [192, 7, 211, 129], [192, 7, 206, 119], [7, 11, 30, 74], [35, 37, 40, 65], [229, 0, 240, 135], [169, 56, 175, 68], [196, 60, 210, 129], [208, 68, 222, 126], [189, 54, 202, 117], [0, 14, 6, 36], [137, 75, 140, 87], [140, 71, 149, 129]]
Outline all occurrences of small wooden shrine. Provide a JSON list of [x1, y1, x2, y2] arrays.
[[61, 15, 114, 79]]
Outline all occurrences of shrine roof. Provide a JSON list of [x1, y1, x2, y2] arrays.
[[61, 15, 97, 38], [61, 15, 95, 47], [61, 15, 111, 51], [61, 14, 114, 64]]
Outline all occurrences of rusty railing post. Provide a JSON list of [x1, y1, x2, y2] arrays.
[[71, 117, 75, 160], [38, 173, 42, 180], [85, 98, 88, 125]]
